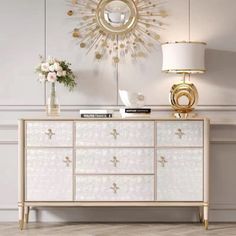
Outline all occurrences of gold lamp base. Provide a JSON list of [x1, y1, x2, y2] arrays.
[[169, 81, 199, 118]]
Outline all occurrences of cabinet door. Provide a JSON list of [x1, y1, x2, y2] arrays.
[[26, 148, 73, 201], [156, 148, 203, 201]]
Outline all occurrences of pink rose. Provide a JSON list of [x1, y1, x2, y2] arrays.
[[47, 72, 57, 82]]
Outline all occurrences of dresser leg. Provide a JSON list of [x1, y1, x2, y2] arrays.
[[203, 205, 209, 230], [198, 207, 203, 223], [18, 204, 25, 230], [24, 206, 30, 224]]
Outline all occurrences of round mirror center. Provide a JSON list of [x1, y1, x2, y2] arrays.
[[104, 1, 131, 27]]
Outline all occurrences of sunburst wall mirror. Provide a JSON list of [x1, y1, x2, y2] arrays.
[[67, 0, 168, 63]]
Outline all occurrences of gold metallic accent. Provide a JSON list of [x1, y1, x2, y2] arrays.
[[45, 129, 55, 139], [110, 183, 119, 194], [175, 128, 185, 139], [158, 156, 168, 167], [204, 220, 208, 230], [169, 81, 199, 114], [63, 156, 72, 167], [110, 129, 119, 140], [72, 29, 80, 38], [67, 0, 167, 63], [67, 10, 73, 16], [110, 156, 120, 167]]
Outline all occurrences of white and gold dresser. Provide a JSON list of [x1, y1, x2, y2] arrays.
[[18, 117, 210, 229]]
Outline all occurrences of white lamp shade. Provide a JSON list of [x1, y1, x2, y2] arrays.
[[162, 42, 206, 74]]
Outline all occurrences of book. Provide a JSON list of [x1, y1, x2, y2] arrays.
[[80, 109, 111, 114], [125, 108, 151, 114], [81, 114, 112, 118], [120, 109, 151, 118]]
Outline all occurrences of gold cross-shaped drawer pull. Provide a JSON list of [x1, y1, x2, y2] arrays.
[[63, 156, 72, 167], [175, 128, 185, 139], [158, 156, 168, 167], [110, 129, 119, 140], [45, 129, 55, 139], [110, 183, 119, 194], [110, 156, 120, 167]]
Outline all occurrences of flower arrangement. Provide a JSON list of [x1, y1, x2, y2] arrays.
[[36, 56, 76, 91]]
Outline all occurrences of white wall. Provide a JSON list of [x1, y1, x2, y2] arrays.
[[1, 0, 236, 222]]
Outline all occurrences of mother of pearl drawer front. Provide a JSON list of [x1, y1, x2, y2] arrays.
[[156, 148, 203, 201], [76, 121, 154, 147], [156, 121, 203, 147], [26, 148, 73, 201], [76, 175, 154, 201], [26, 121, 73, 147], [76, 148, 154, 174]]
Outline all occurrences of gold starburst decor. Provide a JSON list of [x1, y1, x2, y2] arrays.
[[66, 0, 167, 63]]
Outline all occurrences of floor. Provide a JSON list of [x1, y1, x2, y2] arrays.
[[0, 223, 236, 236]]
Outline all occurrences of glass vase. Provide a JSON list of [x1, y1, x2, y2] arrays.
[[47, 82, 60, 116]]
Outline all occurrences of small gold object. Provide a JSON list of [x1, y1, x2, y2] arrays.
[[110, 156, 120, 167], [72, 29, 80, 38], [63, 156, 72, 167], [158, 156, 168, 167], [67, 10, 73, 16], [45, 129, 55, 139], [175, 128, 185, 139], [110, 183, 119, 194], [110, 129, 119, 140], [204, 220, 208, 230]]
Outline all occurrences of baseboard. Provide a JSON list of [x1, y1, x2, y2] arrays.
[[1, 208, 236, 223]]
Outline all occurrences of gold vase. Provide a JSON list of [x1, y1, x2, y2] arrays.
[[47, 82, 60, 116]]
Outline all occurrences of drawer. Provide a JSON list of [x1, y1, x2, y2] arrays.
[[26, 121, 73, 147], [76, 175, 154, 201], [156, 148, 203, 201], [76, 148, 154, 174], [26, 148, 73, 201], [156, 121, 203, 147], [76, 121, 154, 147]]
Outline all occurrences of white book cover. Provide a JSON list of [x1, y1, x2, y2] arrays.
[[80, 109, 111, 114]]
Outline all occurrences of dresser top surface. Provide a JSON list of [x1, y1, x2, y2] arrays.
[[19, 115, 208, 122]]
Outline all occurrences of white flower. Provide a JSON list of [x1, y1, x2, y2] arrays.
[[62, 71, 67, 76], [47, 72, 57, 82], [54, 62, 62, 72], [57, 71, 63, 77], [47, 56, 55, 64], [41, 63, 49, 72], [49, 65, 55, 72]]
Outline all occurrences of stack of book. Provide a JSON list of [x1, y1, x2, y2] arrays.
[[80, 110, 113, 118], [120, 108, 151, 118]]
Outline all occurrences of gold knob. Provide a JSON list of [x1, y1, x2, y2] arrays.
[[158, 156, 168, 167], [63, 156, 72, 167], [45, 129, 55, 139], [110, 156, 120, 167], [110, 183, 119, 194], [175, 128, 185, 139], [110, 129, 119, 140]]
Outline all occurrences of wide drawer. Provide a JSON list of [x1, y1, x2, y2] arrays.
[[156, 148, 203, 201], [76, 175, 154, 201], [156, 121, 203, 147], [76, 148, 154, 174], [26, 148, 73, 201], [76, 121, 154, 147], [26, 121, 73, 147]]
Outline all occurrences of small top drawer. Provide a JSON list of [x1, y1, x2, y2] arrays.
[[156, 121, 203, 147], [76, 121, 154, 147], [26, 121, 73, 147]]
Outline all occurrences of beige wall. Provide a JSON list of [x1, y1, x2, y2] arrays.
[[1, 0, 236, 222]]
